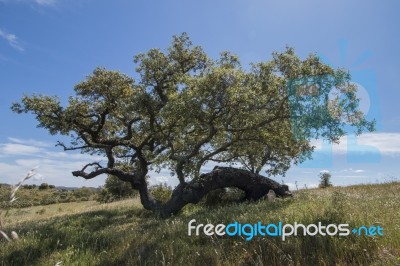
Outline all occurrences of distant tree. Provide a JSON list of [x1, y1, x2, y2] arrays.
[[105, 175, 135, 198], [97, 174, 136, 203], [22, 184, 37, 189], [39, 183, 49, 190], [319, 172, 333, 188], [49, 185, 55, 189], [12, 33, 374, 216]]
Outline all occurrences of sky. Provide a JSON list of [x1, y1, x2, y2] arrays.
[[0, 0, 399, 189]]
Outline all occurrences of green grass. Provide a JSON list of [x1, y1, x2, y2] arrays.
[[0, 185, 97, 209], [1, 182, 399, 265]]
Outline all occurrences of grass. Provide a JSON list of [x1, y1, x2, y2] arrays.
[[0, 185, 97, 209], [0, 182, 399, 265]]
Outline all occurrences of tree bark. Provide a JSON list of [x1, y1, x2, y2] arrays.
[[137, 166, 292, 217]]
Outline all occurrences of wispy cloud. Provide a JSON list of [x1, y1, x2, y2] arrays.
[[286, 182, 318, 190], [0, 28, 24, 52], [8, 137, 51, 148], [341, 168, 365, 174], [0, 138, 101, 161], [0, 137, 176, 187], [352, 169, 365, 173], [0, 137, 106, 187], [0, 143, 43, 156], [0, 0, 57, 6], [311, 133, 400, 155], [34, 0, 56, 6], [335, 175, 367, 179]]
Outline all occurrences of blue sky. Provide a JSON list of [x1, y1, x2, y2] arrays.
[[0, 0, 399, 189]]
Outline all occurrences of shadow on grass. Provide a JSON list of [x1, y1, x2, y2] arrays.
[[0, 207, 146, 265], [0, 194, 383, 265]]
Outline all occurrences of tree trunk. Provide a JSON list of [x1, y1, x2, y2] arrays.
[[137, 166, 292, 217]]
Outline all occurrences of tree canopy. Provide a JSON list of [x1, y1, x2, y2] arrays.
[[12, 33, 374, 215]]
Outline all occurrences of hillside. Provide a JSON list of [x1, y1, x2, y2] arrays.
[[0, 182, 399, 265], [0, 184, 98, 208]]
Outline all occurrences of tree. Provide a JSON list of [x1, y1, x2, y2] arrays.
[[103, 174, 136, 199], [39, 183, 49, 190], [12, 33, 374, 217], [319, 171, 333, 188]]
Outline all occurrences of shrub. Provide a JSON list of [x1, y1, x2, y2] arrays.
[[39, 183, 49, 190], [150, 183, 172, 203], [105, 175, 135, 198], [97, 175, 136, 203], [96, 189, 114, 203], [73, 187, 96, 200]]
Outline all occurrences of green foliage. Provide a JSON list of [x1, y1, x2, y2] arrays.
[[38, 183, 49, 190], [105, 176, 135, 198], [97, 175, 136, 203], [96, 189, 114, 203], [22, 184, 37, 189], [11, 33, 375, 187], [150, 183, 172, 203], [319, 172, 333, 188]]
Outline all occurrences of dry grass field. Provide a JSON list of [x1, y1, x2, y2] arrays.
[[0, 182, 399, 265]]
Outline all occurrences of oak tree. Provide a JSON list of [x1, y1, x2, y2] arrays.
[[12, 33, 374, 216]]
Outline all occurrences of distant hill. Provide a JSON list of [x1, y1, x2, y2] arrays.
[[56, 186, 99, 191], [0, 183, 98, 191]]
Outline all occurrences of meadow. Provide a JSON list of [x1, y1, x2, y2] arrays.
[[0, 182, 399, 266], [0, 184, 97, 209]]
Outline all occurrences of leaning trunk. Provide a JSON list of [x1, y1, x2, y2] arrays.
[[137, 166, 292, 217]]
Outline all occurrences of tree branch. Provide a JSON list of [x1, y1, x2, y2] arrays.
[[72, 162, 135, 182], [56, 141, 91, 151]]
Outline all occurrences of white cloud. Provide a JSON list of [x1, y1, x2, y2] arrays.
[[147, 172, 178, 187], [8, 137, 51, 148], [43, 151, 103, 161], [0, 137, 106, 187], [33, 173, 45, 181], [311, 133, 400, 155], [341, 168, 365, 173], [0, 143, 43, 155], [0, 156, 107, 187], [353, 169, 365, 173], [285, 182, 297, 190], [335, 175, 367, 179], [351, 133, 400, 154], [155, 176, 169, 183], [0, 0, 56, 6], [0, 132, 397, 188], [35, 0, 55, 5], [307, 183, 318, 189], [0, 28, 24, 52]]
